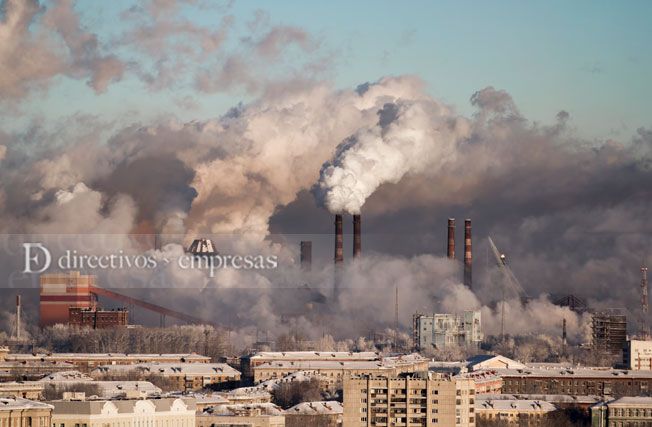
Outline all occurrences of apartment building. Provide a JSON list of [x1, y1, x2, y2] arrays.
[[92, 363, 241, 391], [591, 396, 652, 426], [624, 339, 652, 370], [413, 311, 483, 351], [475, 398, 556, 426], [197, 403, 285, 427], [285, 401, 343, 427], [342, 372, 476, 427], [0, 381, 44, 399]]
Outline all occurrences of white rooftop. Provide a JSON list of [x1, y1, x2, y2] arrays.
[[609, 396, 652, 406], [202, 402, 283, 416], [250, 351, 378, 360], [285, 401, 343, 415], [93, 363, 240, 377], [39, 370, 94, 382], [0, 397, 53, 411], [8, 353, 209, 361], [475, 398, 557, 412]]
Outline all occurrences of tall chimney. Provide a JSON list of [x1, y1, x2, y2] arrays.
[[353, 214, 361, 258], [464, 219, 472, 289], [447, 218, 455, 259], [15, 294, 21, 339], [334, 214, 343, 264], [300, 241, 312, 270]]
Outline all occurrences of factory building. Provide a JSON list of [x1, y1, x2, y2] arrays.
[[50, 396, 195, 427], [413, 310, 483, 351], [68, 307, 129, 329], [623, 339, 652, 370], [592, 310, 627, 356], [342, 372, 476, 427], [40, 271, 96, 327]]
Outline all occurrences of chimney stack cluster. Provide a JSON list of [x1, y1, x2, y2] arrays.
[[447, 218, 473, 289]]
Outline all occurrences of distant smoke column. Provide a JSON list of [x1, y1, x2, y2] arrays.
[[353, 214, 361, 258], [300, 241, 312, 270], [464, 219, 472, 288], [447, 218, 455, 259], [334, 214, 344, 264], [15, 295, 21, 339]]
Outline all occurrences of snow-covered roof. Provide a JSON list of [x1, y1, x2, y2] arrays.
[[39, 370, 94, 382], [475, 398, 557, 412], [93, 363, 240, 377], [285, 401, 343, 415], [491, 367, 652, 379], [249, 351, 378, 361], [478, 393, 601, 405], [467, 354, 526, 371], [608, 396, 652, 406], [0, 398, 53, 411], [8, 353, 209, 361], [202, 403, 283, 416]]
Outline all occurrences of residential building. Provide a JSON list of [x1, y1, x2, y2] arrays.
[[285, 401, 343, 427], [50, 397, 195, 427], [0, 398, 53, 427], [342, 372, 476, 427], [0, 381, 44, 399], [475, 398, 556, 426], [591, 396, 652, 426], [241, 351, 379, 381], [6, 352, 210, 372], [413, 311, 483, 351], [92, 363, 241, 391], [251, 354, 428, 391], [624, 339, 652, 370], [197, 403, 285, 427]]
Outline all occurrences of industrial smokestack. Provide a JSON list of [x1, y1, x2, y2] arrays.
[[334, 214, 343, 264], [300, 241, 312, 270], [447, 218, 455, 259], [464, 219, 472, 289], [353, 214, 361, 258], [15, 294, 21, 339]]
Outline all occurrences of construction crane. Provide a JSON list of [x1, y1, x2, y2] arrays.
[[487, 237, 528, 340]]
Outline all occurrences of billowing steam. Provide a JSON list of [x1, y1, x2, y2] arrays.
[[316, 93, 470, 214]]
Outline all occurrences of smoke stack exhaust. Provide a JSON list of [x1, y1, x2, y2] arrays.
[[353, 214, 361, 258], [300, 241, 312, 270], [447, 218, 455, 259], [15, 294, 21, 339], [464, 219, 472, 289], [334, 214, 343, 264]]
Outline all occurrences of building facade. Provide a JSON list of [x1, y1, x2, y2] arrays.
[[475, 398, 556, 426], [592, 311, 627, 356], [197, 403, 285, 427], [285, 401, 342, 427], [413, 311, 483, 351], [68, 307, 129, 329], [591, 396, 652, 426], [40, 272, 96, 327], [0, 398, 53, 427], [624, 339, 652, 370], [51, 397, 195, 427], [342, 373, 476, 427]]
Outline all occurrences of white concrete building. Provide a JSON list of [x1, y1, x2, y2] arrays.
[[51, 397, 195, 427], [414, 310, 483, 351], [624, 339, 652, 370]]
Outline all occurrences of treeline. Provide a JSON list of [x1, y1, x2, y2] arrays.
[[32, 325, 231, 359]]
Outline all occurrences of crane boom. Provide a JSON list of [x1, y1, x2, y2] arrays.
[[487, 237, 527, 298]]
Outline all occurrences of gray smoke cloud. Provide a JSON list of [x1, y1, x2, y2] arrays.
[[0, 74, 651, 347]]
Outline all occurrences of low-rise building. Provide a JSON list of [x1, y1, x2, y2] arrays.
[[92, 363, 241, 391], [252, 354, 428, 390], [479, 393, 601, 414], [242, 352, 379, 381], [624, 339, 652, 370], [591, 396, 652, 426], [285, 401, 343, 427], [0, 381, 44, 399], [68, 307, 129, 329], [50, 397, 195, 427], [458, 370, 503, 394], [197, 403, 285, 427], [342, 372, 476, 427], [492, 366, 652, 396], [413, 310, 483, 351], [0, 360, 77, 381], [475, 398, 556, 426], [0, 398, 53, 427], [6, 352, 210, 371]]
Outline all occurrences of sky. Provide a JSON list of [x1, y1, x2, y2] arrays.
[[1, 0, 652, 337], [4, 0, 651, 140]]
